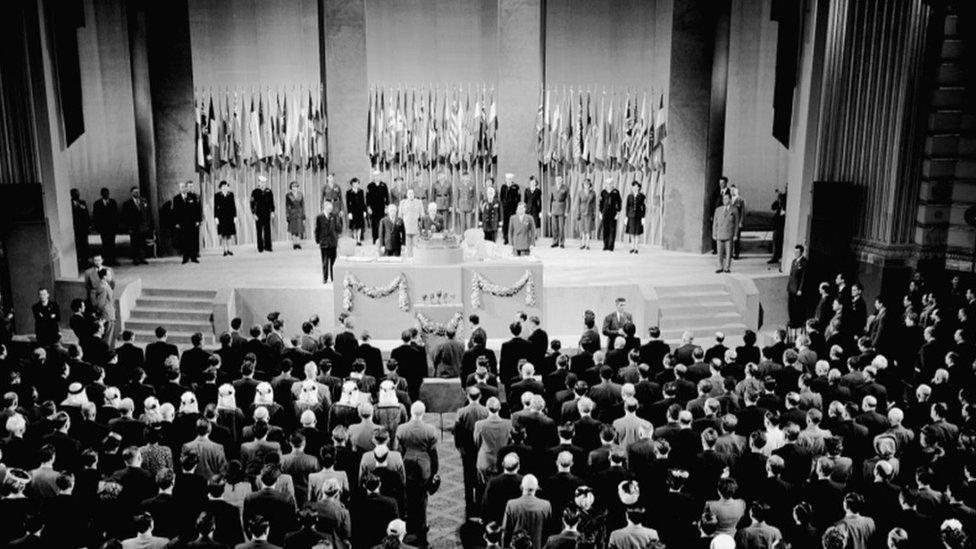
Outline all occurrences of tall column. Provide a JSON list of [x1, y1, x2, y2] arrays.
[[663, 0, 730, 253], [144, 0, 195, 237], [496, 0, 544, 180], [126, 0, 159, 232], [322, 0, 368, 187]]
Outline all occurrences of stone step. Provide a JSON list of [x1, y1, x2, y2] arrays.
[[937, 62, 965, 85], [657, 301, 739, 316], [130, 329, 213, 346], [655, 283, 727, 296], [125, 318, 213, 333], [135, 297, 213, 311], [656, 290, 732, 305], [932, 87, 966, 109], [142, 287, 217, 299], [944, 14, 958, 37], [926, 134, 961, 156], [958, 159, 976, 179], [661, 323, 748, 340], [659, 310, 743, 323], [128, 308, 213, 322], [923, 158, 957, 178]]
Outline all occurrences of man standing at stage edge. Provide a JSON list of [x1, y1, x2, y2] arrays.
[[251, 175, 275, 252], [121, 186, 150, 265], [549, 175, 570, 248], [713, 193, 739, 273], [458, 171, 476, 231], [173, 180, 202, 264], [599, 179, 621, 251], [367, 170, 389, 243], [501, 174, 520, 245], [315, 200, 343, 285], [433, 171, 453, 232]]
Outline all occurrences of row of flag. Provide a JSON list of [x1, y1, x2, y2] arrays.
[[536, 87, 667, 171], [367, 85, 498, 167], [194, 85, 329, 172]]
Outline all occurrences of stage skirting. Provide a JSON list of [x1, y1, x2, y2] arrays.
[[332, 257, 544, 342]]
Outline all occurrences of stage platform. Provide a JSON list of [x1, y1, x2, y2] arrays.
[[56, 237, 790, 348]]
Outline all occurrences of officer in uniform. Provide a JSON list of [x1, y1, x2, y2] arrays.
[[549, 175, 570, 248], [366, 171, 389, 242], [321, 173, 344, 217], [480, 185, 501, 242], [500, 173, 520, 245], [599, 180, 621, 251], [433, 171, 453, 231], [457, 171, 476, 231], [172, 180, 202, 264], [390, 176, 409, 205], [250, 175, 276, 252], [409, 170, 429, 203]]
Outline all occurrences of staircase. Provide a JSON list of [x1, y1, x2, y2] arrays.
[[125, 287, 216, 346], [656, 283, 747, 342]]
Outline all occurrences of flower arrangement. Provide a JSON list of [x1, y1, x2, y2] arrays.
[[415, 311, 465, 336], [420, 291, 457, 305], [342, 273, 410, 313], [470, 270, 537, 309]]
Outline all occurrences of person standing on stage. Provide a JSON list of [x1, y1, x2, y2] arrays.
[[433, 171, 453, 232], [121, 186, 150, 265], [70, 189, 90, 270], [787, 244, 808, 339], [321, 173, 344, 216], [315, 200, 343, 285], [421, 202, 445, 234], [378, 204, 406, 257], [712, 193, 738, 273], [399, 188, 423, 258], [32, 288, 60, 346], [769, 188, 787, 264], [390, 176, 408, 206], [214, 180, 237, 257], [92, 187, 119, 265], [409, 170, 429, 203], [625, 181, 646, 255], [250, 175, 275, 253], [285, 181, 306, 250], [508, 202, 536, 257], [366, 171, 389, 243], [346, 177, 367, 245], [500, 173, 520, 245], [481, 185, 501, 242], [730, 185, 745, 259], [523, 176, 542, 229], [173, 180, 202, 264], [458, 171, 476, 232], [549, 175, 570, 249], [599, 180, 621, 252], [575, 178, 596, 250]]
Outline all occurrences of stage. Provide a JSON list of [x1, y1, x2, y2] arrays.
[[80, 236, 789, 349]]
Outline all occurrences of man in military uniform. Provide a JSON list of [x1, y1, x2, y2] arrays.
[[599, 179, 621, 251], [433, 171, 453, 231], [409, 170, 429, 203], [390, 176, 408, 206], [70, 188, 90, 271], [457, 171, 476, 231], [500, 173, 520, 245], [250, 175, 275, 252], [366, 170, 389, 242], [481, 185, 501, 242], [320, 173, 344, 217], [712, 193, 739, 273], [121, 186, 150, 265], [172, 180, 202, 264], [549, 175, 570, 248]]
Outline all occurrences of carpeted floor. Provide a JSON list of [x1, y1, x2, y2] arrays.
[[423, 412, 466, 549]]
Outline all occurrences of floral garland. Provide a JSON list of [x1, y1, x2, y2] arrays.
[[470, 270, 536, 309], [342, 273, 410, 313], [415, 311, 465, 336]]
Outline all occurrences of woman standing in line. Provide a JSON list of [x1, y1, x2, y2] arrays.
[[214, 180, 237, 256], [286, 181, 306, 250], [625, 180, 646, 254], [346, 178, 367, 246], [575, 178, 597, 250]]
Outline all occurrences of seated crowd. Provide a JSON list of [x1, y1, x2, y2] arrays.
[[1, 270, 975, 549]]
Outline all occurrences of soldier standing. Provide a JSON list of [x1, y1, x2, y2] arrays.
[[599, 179, 621, 252], [433, 171, 453, 231], [250, 175, 276, 252], [549, 175, 570, 248], [457, 171, 476, 231]]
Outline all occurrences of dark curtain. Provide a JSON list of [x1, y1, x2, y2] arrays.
[[0, 1, 40, 185], [770, 0, 801, 148]]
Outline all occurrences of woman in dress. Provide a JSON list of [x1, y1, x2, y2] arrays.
[[575, 178, 597, 249], [346, 177, 367, 245], [399, 187, 423, 257], [286, 180, 306, 249], [624, 180, 646, 254], [214, 180, 237, 256]]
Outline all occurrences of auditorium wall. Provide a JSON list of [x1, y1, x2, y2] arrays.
[[722, 0, 789, 208], [188, 0, 321, 90], [65, 0, 140, 207]]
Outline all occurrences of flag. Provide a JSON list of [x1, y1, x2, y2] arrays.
[[594, 93, 605, 163], [605, 95, 615, 162], [655, 93, 667, 145], [314, 88, 328, 169], [195, 99, 205, 170], [249, 94, 263, 163], [487, 88, 497, 160], [582, 92, 592, 163], [561, 90, 572, 163], [547, 97, 561, 164], [286, 89, 299, 163], [535, 86, 545, 161], [427, 89, 438, 165], [573, 90, 583, 163]]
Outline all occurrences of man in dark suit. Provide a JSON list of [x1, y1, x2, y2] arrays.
[[355, 331, 384, 380], [110, 446, 156, 507], [599, 184, 621, 251], [391, 329, 427, 401], [243, 466, 296, 545], [92, 187, 119, 265], [355, 474, 400, 548], [639, 327, 670, 372], [454, 387, 489, 516], [250, 176, 275, 252], [499, 322, 534, 386], [786, 245, 808, 336], [71, 188, 91, 270], [868, 296, 895, 357], [173, 180, 202, 263], [366, 172, 390, 242], [602, 298, 633, 352], [204, 477, 245, 546], [145, 326, 179, 384], [315, 200, 343, 284], [115, 330, 144, 377], [120, 186, 150, 265], [378, 204, 406, 256]]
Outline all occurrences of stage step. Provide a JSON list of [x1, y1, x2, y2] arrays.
[[655, 283, 747, 341], [124, 286, 217, 346], [661, 323, 748, 341], [658, 302, 739, 316]]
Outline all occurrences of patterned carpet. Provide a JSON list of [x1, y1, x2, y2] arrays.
[[423, 412, 466, 549]]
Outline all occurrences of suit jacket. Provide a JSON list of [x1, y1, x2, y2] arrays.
[[396, 419, 439, 481], [354, 492, 399, 548], [550, 185, 570, 216], [183, 437, 227, 479], [508, 214, 537, 250], [503, 494, 552, 549], [314, 212, 343, 248], [473, 416, 513, 471], [378, 216, 406, 254], [243, 488, 296, 545], [787, 256, 807, 294], [173, 192, 202, 227], [603, 311, 633, 351], [499, 337, 534, 384], [419, 214, 444, 233], [93, 197, 120, 233], [712, 204, 739, 240], [454, 402, 489, 456], [145, 340, 180, 379]]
